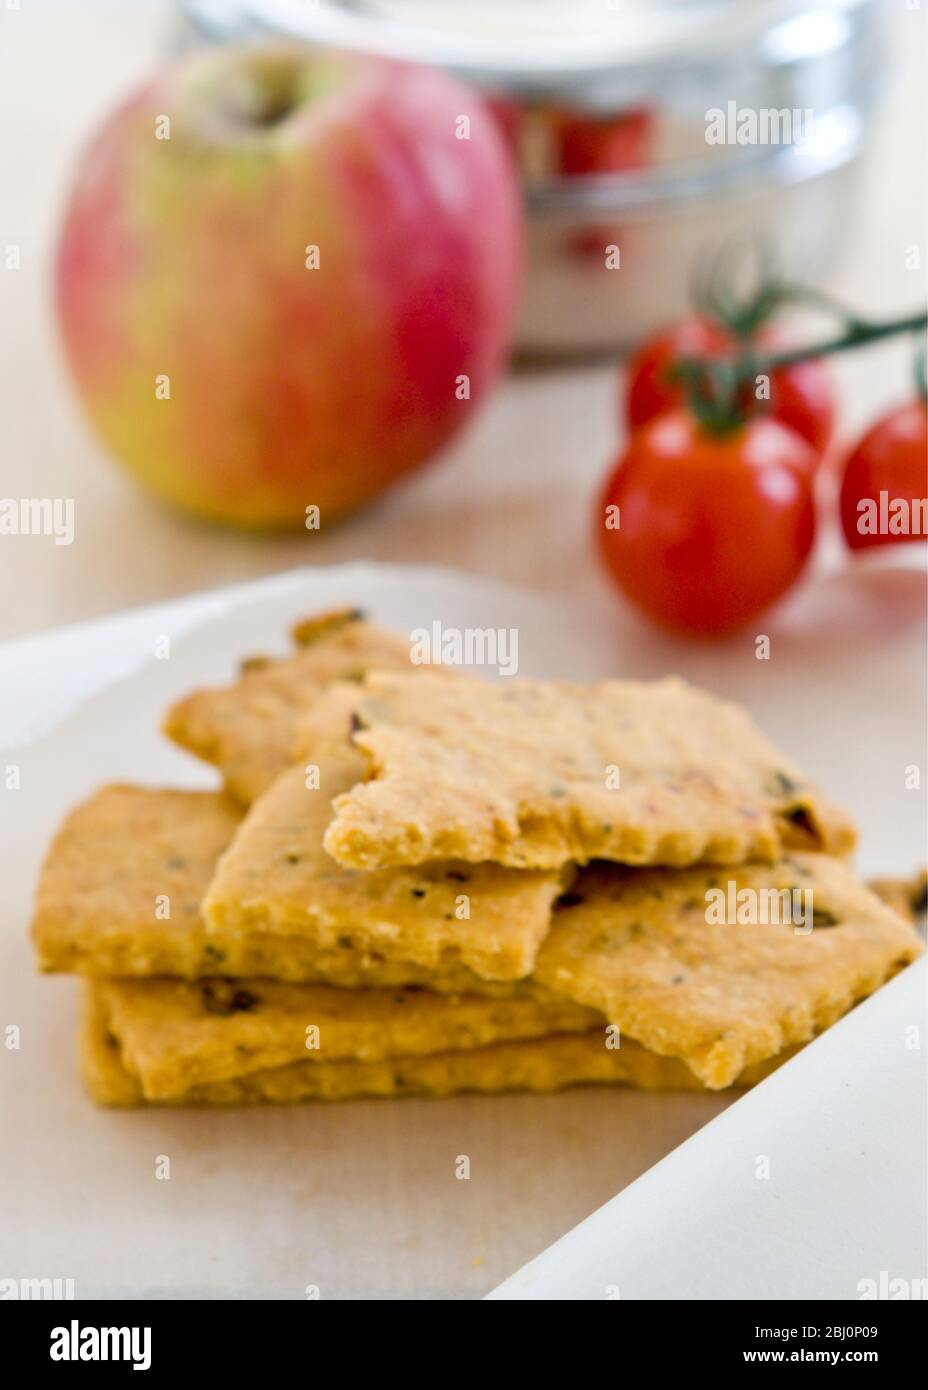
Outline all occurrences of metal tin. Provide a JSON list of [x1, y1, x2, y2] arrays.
[[178, 0, 886, 355]]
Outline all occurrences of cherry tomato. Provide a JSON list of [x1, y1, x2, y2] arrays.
[[624, 315, 836, 456], [838, 400, 928, 551], [556, 108, 654, 175], [598, 410, 818, 635]]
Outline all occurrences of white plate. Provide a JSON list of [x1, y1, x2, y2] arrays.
[[0, 561, 923, 1299]]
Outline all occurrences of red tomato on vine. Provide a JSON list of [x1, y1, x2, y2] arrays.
[[839, 400, 928, 551], [598, 410, 818, 635], [624, 315, 836, 456]]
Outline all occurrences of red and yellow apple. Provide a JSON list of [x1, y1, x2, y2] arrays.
[[56, 46, 521, 528]]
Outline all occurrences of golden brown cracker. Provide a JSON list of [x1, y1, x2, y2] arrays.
[[32, 784, 242, 975], [30, 784, 530, 995], [534, 853, 923, 1088], [317, 672, 856, 871], [94, 977, 600, 1100], [868, 870, 928, 924], [163, 608, 414, 803], [204, 753, 566, 982], [81, 988, 791, 1107]]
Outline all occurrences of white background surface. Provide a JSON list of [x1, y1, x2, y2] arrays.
[[0, 563, 924, 1299]]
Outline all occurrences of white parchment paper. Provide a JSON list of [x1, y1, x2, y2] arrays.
[[1, 562, 924, 1299]]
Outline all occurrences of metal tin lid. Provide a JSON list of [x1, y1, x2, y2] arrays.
[[180, 0, 874, 105]]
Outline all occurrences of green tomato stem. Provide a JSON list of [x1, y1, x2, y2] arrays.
[[911, 338, 927, 403], [750, 310, 927, 375], [675, 308, 928, 434]]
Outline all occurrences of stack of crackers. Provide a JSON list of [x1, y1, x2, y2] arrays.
[[31, 608, 922, 1106]]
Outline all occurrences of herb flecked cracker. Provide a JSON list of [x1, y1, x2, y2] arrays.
[[203, 748, 568, 982], [163, 607, 416, 804], [867, 870, 928, 924], [533, 853, 922, 1089], [30, 784, 533, 995], [91, 977, 600, 1100], [81, 987, 790, 1106], [314, 672, 857, 871]]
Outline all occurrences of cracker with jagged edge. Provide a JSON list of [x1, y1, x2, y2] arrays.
[[163, 607, 417, 804], [93, 977, 600, 1100], [533, 853, 923, 1089], [203, 746, 568, 981], [868, 870, 928, 924], [30, 784, 534, 995], [81, 987, 792, 1107], [313, 672, 857, 872]]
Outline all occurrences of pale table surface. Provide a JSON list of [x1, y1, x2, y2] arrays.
[[1, 1, 925, 643]]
